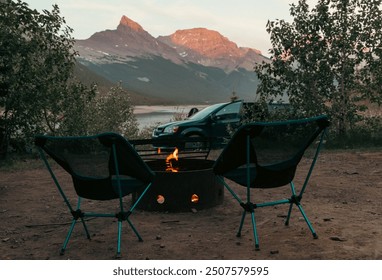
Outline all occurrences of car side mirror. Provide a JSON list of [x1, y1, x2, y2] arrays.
[[211, 115, 219, 122]]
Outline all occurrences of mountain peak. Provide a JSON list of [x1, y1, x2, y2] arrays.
[[118, 15, 144, 32], [75, 16, 269, 103], [169, 28, 239, 58]]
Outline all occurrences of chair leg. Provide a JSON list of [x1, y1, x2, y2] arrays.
[[236, 209, 260, 250], [113, 182, 149, 257], [60, 219, 77, 255], [296, 204, 318, 239], [114, 213, 144, 258], [116, 220, 123, 258], [126, 218, 143, 242], [236, 210, 246, 237], [250, 212, 260, 250], [79, 217, 91, 239], [285, 200, 318, 239], [285, 203, 294, 226]]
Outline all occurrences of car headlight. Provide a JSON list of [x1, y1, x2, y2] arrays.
[[163, 125, 179, 134]]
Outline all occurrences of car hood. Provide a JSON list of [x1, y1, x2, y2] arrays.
[[157, 119, 196, 129]]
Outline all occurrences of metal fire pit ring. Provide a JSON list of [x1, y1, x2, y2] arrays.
[[134, 158, 224, 212]]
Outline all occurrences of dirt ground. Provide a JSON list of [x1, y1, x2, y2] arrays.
[[0, 149, 381, 260]]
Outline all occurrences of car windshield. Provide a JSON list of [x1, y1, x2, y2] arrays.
[[187, 103, 227, 120]]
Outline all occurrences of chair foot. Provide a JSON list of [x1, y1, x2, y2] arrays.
[[313, 233, 318, 239], [236, 233, 241, 237], [59, 249, 65, 256], [255, 244, 260, 251], [138, 238, 143, 242], [115, 252, 122, 259]]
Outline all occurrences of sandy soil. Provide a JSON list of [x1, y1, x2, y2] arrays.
[[0, 149, 381, 260]]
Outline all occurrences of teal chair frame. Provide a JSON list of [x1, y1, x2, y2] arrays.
[[213, 116, 330, 250], [35, 133, 155, 257]]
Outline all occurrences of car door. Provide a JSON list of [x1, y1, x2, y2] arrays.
[[210, 101, 242, 139]]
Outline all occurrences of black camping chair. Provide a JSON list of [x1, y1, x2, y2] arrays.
[[213, 115, 330, 250], [35, 132, 155, 257]]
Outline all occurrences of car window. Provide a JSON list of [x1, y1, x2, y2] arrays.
[[214, 102, 241, 120], [188, 103, 226, 120]]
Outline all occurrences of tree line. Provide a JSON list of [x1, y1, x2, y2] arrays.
[[254, 0, 382, 146]]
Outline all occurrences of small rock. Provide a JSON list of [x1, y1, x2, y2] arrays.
[[344, 171, 359, 175], [2, 238, 10, 242], [156, 235, 162, 240], [330, 236, 347, 242], [270, 250, 279, 255], [160, 244, 165, 248], [191, 208, 197, 213]]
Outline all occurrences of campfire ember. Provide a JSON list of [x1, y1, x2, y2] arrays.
[[156, 195, 165, 204], [191, 194, 199, 203], [165, 148, 179, 172]]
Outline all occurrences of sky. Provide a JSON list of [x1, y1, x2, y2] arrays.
[[26, 0, 318, 55]]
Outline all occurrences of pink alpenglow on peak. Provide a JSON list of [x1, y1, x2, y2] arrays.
[[118, 15, 144, 32]]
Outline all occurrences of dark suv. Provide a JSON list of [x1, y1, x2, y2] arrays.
[[152, 100, 259, 149]]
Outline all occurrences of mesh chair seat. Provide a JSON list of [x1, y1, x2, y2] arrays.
[[35, 132, 155, 257], [213, 115, 330, 250], [69, 174, 146, 200], [223, 160, 298, 188]]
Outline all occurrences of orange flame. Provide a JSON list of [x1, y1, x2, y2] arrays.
[[166, 148, 179, 172]]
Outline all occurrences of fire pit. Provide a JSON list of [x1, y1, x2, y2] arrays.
[[133, 147, 224, 212]]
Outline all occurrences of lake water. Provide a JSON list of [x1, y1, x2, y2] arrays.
[[134, 105, 207, 129]]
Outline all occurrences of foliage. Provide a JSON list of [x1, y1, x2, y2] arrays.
[[52, 82, 97, 136], [86, 83, 139, 139], [34, 81, 139, 139], [138, 123, 160, 140], [0, 0, 76, 155], [0, 0, 139, 158], [170, 107, 187, 122], [254, 0, 382, 137]]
